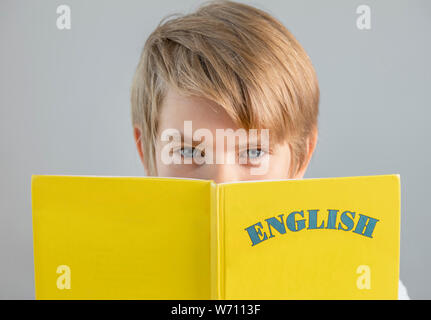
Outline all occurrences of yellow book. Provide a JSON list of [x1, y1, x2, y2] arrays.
[[31, 174, 400, 299]]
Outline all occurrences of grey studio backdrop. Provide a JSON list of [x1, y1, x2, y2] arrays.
[[0, 0, 430, 299]]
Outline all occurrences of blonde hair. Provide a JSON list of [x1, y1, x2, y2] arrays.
[[131, 0, 319, 177]]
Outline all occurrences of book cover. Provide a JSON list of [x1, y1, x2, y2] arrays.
[[31, 174, 400, 299]]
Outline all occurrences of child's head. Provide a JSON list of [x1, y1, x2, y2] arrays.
[[131, 0, 319, 183]]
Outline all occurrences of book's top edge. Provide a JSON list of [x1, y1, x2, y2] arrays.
[[218, 174, 400, 185], [31, 173, 400, 184], [31, 174, 210, 181]]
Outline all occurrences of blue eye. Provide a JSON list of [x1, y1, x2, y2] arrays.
[[247, 149, 264, 159], [180, 147, 204, 159], [180, 147, 195, 158]]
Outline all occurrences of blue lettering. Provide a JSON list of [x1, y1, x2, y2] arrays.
[[338, 211, 356, 231], [265, 214, 286, 238], [353, 214, 379, 238], [245, 222, 268, 246], [286, 210, 306, 232], [326, 209, 338, 229], [307, 209, 325, 229]]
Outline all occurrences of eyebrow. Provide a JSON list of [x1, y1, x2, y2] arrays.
[[177, 131, 272, 149]]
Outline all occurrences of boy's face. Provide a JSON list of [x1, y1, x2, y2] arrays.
[[136, 87, 316, 183]]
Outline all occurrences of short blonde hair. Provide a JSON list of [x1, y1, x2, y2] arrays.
[[131, 0, 319, 177]]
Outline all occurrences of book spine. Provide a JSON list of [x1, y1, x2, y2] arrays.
[[210, 182, 217, 299], [218, 185, 225, 300], [210, 183, 224, 300]]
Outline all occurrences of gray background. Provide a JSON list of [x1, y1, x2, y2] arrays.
[[0, 0, 430, 299]]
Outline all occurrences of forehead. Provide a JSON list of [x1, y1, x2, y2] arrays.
[[158, 86, 239, 133]]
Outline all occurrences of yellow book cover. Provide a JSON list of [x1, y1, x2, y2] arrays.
[[31, 174, 400, 300]]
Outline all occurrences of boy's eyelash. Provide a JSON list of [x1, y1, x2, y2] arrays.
[[241, 146, 272, 154], [174, 145, 272, 161], [178, 146, 205, 157]]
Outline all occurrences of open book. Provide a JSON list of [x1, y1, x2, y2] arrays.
[[31, 174, 400, 299]]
